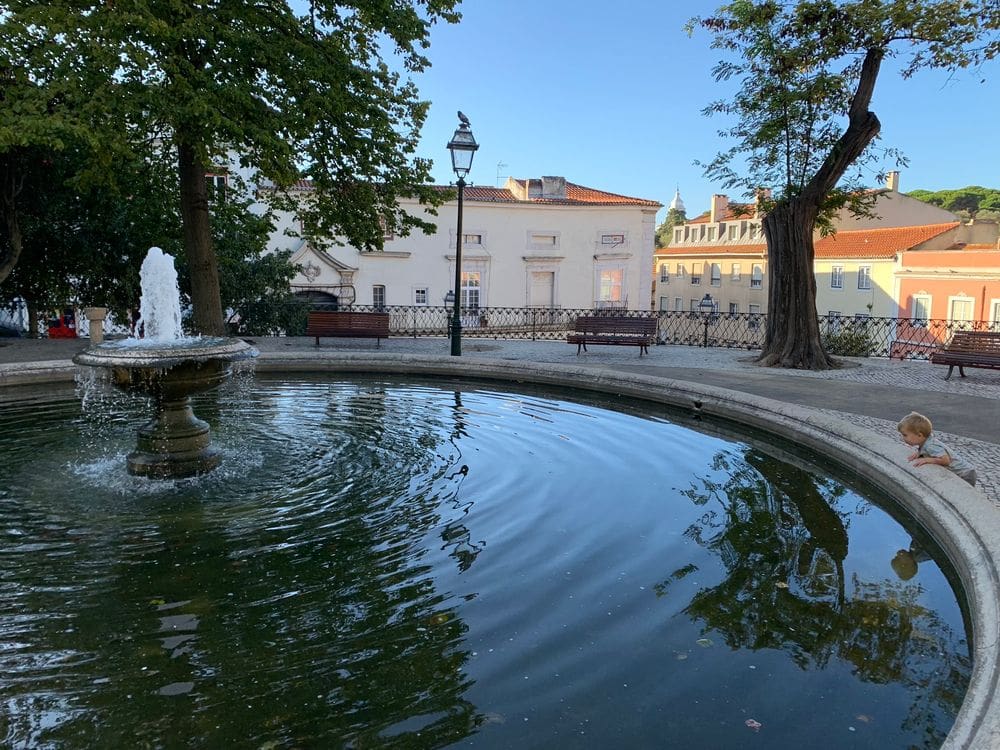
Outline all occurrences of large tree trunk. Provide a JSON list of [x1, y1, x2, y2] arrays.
[[758, 47, 885, 369], [0, 154, 24, 287], [177, 139, 226, 336], [759, 200, 836, 369]]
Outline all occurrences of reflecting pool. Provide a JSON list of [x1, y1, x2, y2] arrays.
[[0, 376, 970, 748]]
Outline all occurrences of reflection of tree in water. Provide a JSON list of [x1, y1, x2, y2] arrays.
[[4, 382, 491, 747], [676, 448, 970, 745]]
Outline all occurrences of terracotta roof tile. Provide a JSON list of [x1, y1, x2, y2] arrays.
[[814, 222, 959, 258], [688, 206, 753, 223], [269, 179, 659, 207]]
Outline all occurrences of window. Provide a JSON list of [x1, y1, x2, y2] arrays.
[[677, 263, 686, 278], [379, 216, 394, 242], [674, 228, 684, 243], [728, 224, 739, 240], [710, 263, 721, 287], [731, 263, 741, 281], [707, 227, 715, 241], [827, 311, 842, 333], [414, 287, 428, 305], [530, 233, 557, 245], [601, 234, 625, 245], [857, 265, 871, 290], [749, 223, 759, 239], [659, 264, 669, 283], [729, 302, 739, 314], [750, 264, 763, 289], [372, 285, 386, 310], [462, 233, 482, 245], [949, 297, 973, 329], [991, 300, 1000, 327], [748, 303, 761, 329], [674, 297, 684, 311], [461, 271, 481, 309], [911, 295, 931, 327], [691, 263, 702, 285], [205, 173, 227, 202], [598, 269, 624, 303], [690, 299, 701, 312], [831, 266, 844, 289]]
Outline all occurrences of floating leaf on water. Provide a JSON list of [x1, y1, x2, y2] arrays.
[[745, 718, 762, 731], [775, 581, 789, 589], [855, 714, 873, 723], [696, 638, 713, 648], [150, 598, 165, 606]]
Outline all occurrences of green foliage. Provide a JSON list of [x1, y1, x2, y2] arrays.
[[821, 327, 874, 358], [1, 145, 179, 321], [655, 208, 687, 248], [2, 0, 462, 331], [908, 186, 1000, 219], [690, 1, 999, 208]]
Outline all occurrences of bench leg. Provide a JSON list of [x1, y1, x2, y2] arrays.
[[377, 337, 381, 348], [959, 365, 965, 378], [314, 336, 320, 347], [576, 343, 583, 355]]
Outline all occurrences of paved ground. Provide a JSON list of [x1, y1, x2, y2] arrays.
[[4, 333, 999, 504]]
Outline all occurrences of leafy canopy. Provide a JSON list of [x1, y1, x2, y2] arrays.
[[692, 0, 1000, 230]]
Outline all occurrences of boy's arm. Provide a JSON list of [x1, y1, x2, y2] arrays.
[[913, 441, 952, 468]]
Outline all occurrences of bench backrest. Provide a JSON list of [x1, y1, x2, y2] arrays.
[[944, 330, 1000, 355], [573, 316, 656, 335], [307, 311, 390, 333]]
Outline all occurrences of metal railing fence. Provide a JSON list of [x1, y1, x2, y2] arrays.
[[238, 303, 1000, 360], [22, 299, 998, 360]]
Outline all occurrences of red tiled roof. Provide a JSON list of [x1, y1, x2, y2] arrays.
[[275, 179, 659, 207], [655, 222, 959, 259], [814, 222, 959, 258], [504, 180, 661, 207], [688, 206, 752, 223]]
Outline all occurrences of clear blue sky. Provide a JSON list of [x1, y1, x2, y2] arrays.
[[408, 0, 1000, 221]]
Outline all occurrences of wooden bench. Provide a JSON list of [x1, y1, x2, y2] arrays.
[[305, 311, 390, 347], [566, 316, 657, 356], [930, 330, 1000, 379]]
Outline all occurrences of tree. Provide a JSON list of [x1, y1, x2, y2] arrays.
[[6, 1, 460, 336], [909, 185, 1000, 219], [2, 145, 178, 335], [655, 207, 687, 248], [692, 0, 1000, 369]]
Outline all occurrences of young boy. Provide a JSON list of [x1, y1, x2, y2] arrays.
[[897, 411, 977, 486]]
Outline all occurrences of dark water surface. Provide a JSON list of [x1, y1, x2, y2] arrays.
[[0, 375, 970, 748]]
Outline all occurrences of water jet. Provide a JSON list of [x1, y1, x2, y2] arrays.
[[72, 247, 256, 478]]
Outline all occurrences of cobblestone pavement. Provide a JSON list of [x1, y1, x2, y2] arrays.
[[4, 334, 998, 504]]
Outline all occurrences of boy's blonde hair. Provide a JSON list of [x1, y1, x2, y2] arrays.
[[898, 411, 933, 437]]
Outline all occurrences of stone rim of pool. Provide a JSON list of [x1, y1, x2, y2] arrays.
[[4, 350, 997, 750]]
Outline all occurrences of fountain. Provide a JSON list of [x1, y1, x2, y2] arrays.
[[72, 247, 257, 478]]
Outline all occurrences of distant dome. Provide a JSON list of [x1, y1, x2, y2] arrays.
[[669, 187, 685, 213]]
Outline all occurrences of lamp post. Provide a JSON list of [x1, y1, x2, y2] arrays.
[[446, 114, 479, 356], [699, 293, 715, 348]]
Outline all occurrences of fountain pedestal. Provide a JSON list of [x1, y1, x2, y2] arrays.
[[75, 339, 257, 478]]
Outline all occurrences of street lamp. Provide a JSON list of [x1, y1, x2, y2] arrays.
[[699, 293, 715, 348], [446, 114, 479, 356]]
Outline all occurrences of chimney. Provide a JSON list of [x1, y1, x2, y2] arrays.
[[754, 188, 772, 219], [886, 170, 900, 192], [710, 194, 729, 223], [541, 176, 567, 199]]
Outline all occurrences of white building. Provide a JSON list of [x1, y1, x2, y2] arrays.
[[267, 176, 661, 311]]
